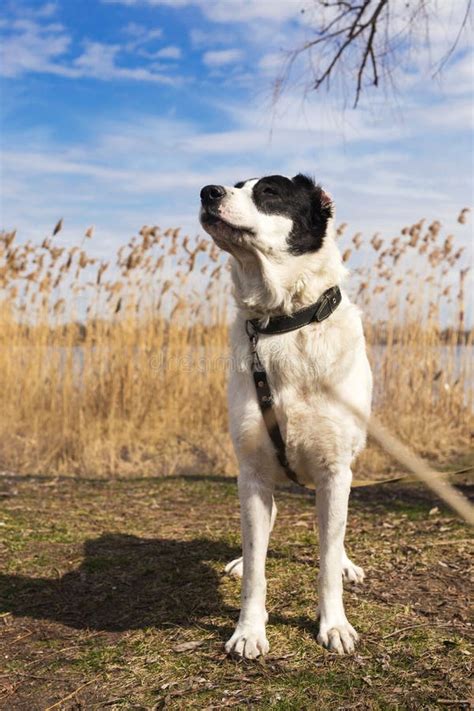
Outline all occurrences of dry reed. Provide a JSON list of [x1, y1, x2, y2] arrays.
[[0, 212, 471, 478]]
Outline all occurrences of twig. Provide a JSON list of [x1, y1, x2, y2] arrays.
[[436, 701, 471, 706], [382, 622, 454, 639], [353, 0, 387, 106], [351, 465, 473, 489], [433, 0, 473, 76], [44, 679, 95, 711], [429, 538, 472, 546], [0, 672, 67, 681], [12, 630, 33, 643], [24, 644, 84, 670]]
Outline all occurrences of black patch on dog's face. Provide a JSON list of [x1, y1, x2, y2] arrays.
[[251, 174, 333, 255], [234, 178, 257, 189]]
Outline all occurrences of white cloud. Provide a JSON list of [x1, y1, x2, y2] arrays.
[[156, 45, 182, 59], [141, 45, 182, 59], [103, 0, 191, 6], [416, 96, 473, 130], [2, 97, 472, 255], [0, 19, 74, 78], [203, 0, 309, 23], [33, 3, 58, 19], [0, 18, 177, 84], [102, 0, 309, 23], [259, 52, 286, 74], [123, 21, 163, 41], [189, 28, 223, 48], [75, 41, 120, 76], [202, 49, 243, 67], [1, 148, 217, 190], [122, 21, 164, 52], [121, 23, 182, 59], [74, 41, 176, 83], [434, 49, 474, 96]]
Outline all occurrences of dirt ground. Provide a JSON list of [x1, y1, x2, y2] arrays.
[[0, 471, 472, 710]]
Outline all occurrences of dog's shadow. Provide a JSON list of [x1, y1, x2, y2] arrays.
[[0, 533, 324, 640], [0, 533, 243, 633]]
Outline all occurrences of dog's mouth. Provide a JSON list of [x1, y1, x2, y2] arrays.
[[200, 208, 254, 236]]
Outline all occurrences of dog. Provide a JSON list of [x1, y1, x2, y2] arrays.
[[199, 174, 372, 658]]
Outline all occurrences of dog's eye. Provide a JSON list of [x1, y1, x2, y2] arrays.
[[262, 187, 278, 196]]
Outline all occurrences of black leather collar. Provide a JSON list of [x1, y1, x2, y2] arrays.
[[246, 285, 342, 337]]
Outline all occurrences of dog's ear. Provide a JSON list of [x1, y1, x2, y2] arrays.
[[287, 174, 333, 254], [318, 187, 334, 220], [292, 174, 334, 221], [292, 173, 315, 190], [292, 173, 334, 223]]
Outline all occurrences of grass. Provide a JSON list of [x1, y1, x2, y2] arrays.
[[0, 470, 472, 709], [0, 210, 472, 478]]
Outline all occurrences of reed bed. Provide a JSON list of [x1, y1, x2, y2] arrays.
[[0, 212, 471, 478]]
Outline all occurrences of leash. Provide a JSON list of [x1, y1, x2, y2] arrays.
[[245, 285, 342, 487]]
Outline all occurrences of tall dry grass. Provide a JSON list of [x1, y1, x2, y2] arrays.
[[0, 212, 471, 478]]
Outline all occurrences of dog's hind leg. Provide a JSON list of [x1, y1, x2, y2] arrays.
[[316, 467, 359, 655], [224, 556, 244, 577], [225, 471, 274, 659], [342, 548, 365, 584], [225, 496, 277, 578]]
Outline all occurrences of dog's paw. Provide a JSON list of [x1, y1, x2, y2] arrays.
[[342, 559, 365, 585], [225, 624, 269, 659], [317, 620, 359, 655], [224, 556, 243, 578]]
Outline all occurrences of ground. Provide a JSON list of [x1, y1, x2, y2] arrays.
[[0, 471, 472, 710]]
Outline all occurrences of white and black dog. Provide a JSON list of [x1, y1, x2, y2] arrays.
[[199, 174, 372, 658]]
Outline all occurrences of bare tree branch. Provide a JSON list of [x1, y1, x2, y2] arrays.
[[433, 0, 472, 76], [353, 0, 387, 107], [278, 0, 472, 108]]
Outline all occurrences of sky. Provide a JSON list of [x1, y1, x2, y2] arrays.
[[0, 0, 473, 269]]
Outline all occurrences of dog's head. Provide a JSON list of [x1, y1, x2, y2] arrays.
[[199, 174, 334, 257]]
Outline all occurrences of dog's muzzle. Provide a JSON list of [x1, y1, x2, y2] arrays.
[[199, 184, 254, 236]]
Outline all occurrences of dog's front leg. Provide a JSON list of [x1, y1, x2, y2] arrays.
[[316, 468, 359, 655], [225, 470, 273, 659]]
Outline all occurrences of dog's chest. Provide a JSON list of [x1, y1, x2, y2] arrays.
[[229, 307, 368, 478], [259, 324, 342, 396]]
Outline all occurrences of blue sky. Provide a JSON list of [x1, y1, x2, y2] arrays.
[[0, 0, 472, 266]]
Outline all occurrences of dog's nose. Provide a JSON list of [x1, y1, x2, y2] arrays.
[[200, 185, 226, 204]]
